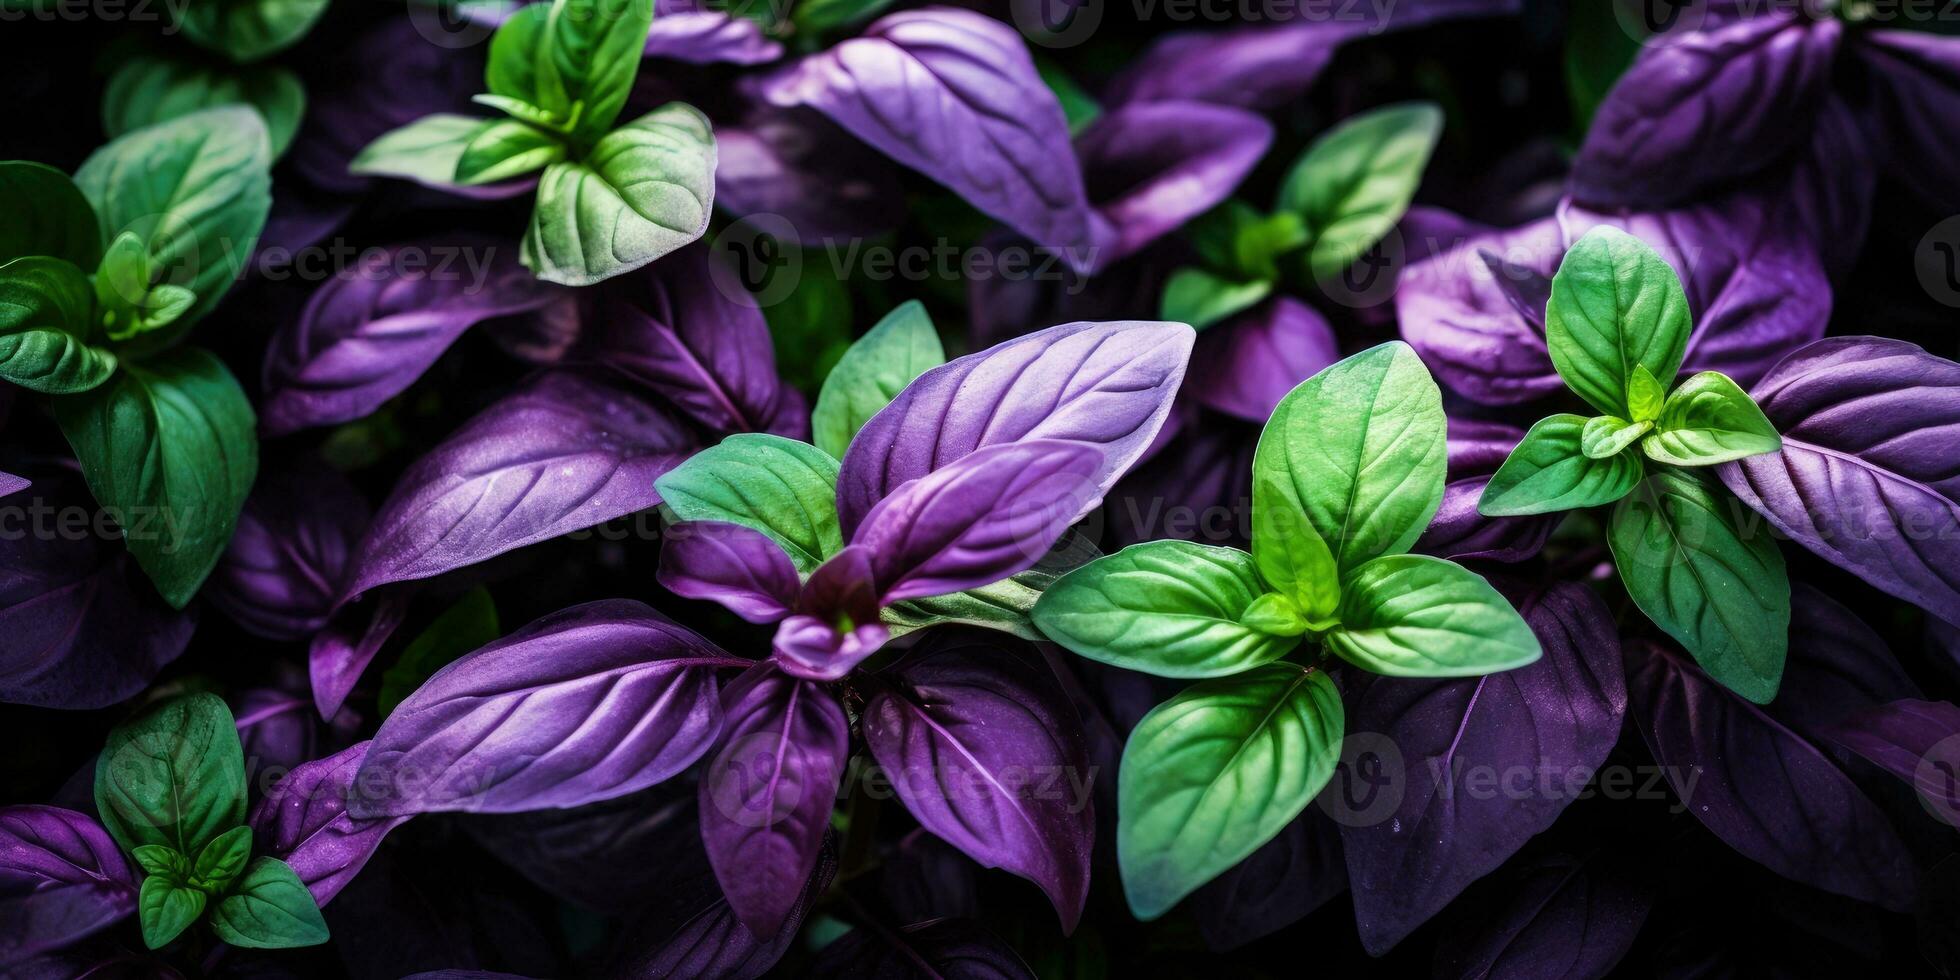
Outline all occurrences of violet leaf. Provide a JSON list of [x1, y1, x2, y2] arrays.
[[207, 455, 368, 642], [1185, 297, 1338, 425], [657, 521, 803, 624], [0, 806, 137, 969], [249, 742, 406, 906]]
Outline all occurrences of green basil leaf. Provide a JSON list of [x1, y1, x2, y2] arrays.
[[488, 0, 652, 143], [1579, 415, 1650, 460], [74, 106, 272, 339], [177, 0, 330, 62], [1238, 592, 1310, 637], [485, 3, 551, 105], [1160, 267, 1270, 332], [349, 114, 495, 190], [1325, 554, 1542, 676], [1033, 540, 1299, 679], [811, 300, 946, 460], [1479, 413, 1643, 517], [377, 586, 501, 718], [131, 844, 188, 879], [521, 103, 716, 286], [1608, 468, 1789, 703], [102, 54, 306, 159], [455, 118, 566, 185], [1642, 370, 1782, 467], [1118, 664, 1342, 920], [0, 255, 118, 394], [1626, 363, 1665, 423], [138, 876, 207, 950], [1277, 102, 1442, 283], [188, 825, 253, 893], [208, 857, 329, 949], [473, 93, 565, 130], [1251, 341, 1446, 576], [55, 348, 258, 608], [1250, 474, 1342, 623], [1186, 200, 1308, 282], [654, 433, 841, 574], [95, 231, 197, 342], [762, 248, 854, 394], [1544, 226, 1691, 418], [94, 692, 247, 858], [0, 160, 102, 267]]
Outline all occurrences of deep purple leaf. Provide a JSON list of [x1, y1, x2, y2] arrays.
[[234, 688, 328, 790], [610, 834, 837, 980], [1861, 29, 1960, 214], [1762, 584, 1922, 742], [310, 595, 410, 720], [715, 104, 906, 243], [0, 471, 28, 498], [1432, 853, 1653, 980], [1397, 216, 1565, 405], [1077, 101, 1272, 270], [208, 455, 369, 641], [1824, 699, 1960, 828], [808, 917, 1035, 980], [1104, 411, 1256, 549], [1413, 418, 1556, 564], [770, 546, 887, 681], [250, 742, 407, 905], [698, 663, 848, 938], [1186, 298, 1338, 424], [353, 600, 735, 817], [459, 781, 700, 915], [837, 320, 1192, 537], [658, 521, 801, 624], [1781, 93, 1878, 280], [643, 3, 784, 64], [1718, 337, 1960, 627], [0, 806, 136, 969]]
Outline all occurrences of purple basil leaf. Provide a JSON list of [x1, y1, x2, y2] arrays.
[[310, 596, 410, 721], [0, 472, 28, 498], [1823, 699, 1960, 826], [861, 629, 1094, 931], [1860, 29, 1960, 214], [353, 600, 736, 817], [1569, 13, 1840, 208], [1104, 411, 1256, 549], [698, 662, 849, 938], [1077, 101, 1272, 270], [1718, 337, 1960, 627], [772, 546, 887, 680], [1624, 638, 1917, 910], [1397, 216, 1565, 405], [1189, 808, 1345, 951], [1432, 852, 1654, 980], [643, 3, 784, 64], [1186, 298, 1338, 424], [208, 455, 369, 641], [609, 834, 837, 980], [759, 8, 1095, 260], [0, 469, 195, 710], [342, 370, 697, 602], [808, 917, 1035, 979], [261, 238, 564, 435], [234, 688, 329, 790], [1762, 584, 1922, 742], [714, 104, 905, 243], [880, 833, 983, 925], [658, 521, 801, 623], [1337, 579, 1627, 954], [837, 319, 1192, 537], [0, 806, 137, 969], [1782, 93, 1878, 281], [1413, 418, 1556, 564], [853, 440, 1103, 603], [591, 244, 806, 437], [249, 742, 406, 905]]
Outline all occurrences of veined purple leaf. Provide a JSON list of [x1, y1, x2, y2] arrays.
[[310, 595, 409, 721], [853, 440, 1103, 603], [1078, 101, 1272, 270], [1397, 216, 1564, 405], [1781, 94, 1877, 281], [808, 917, 1035, 979], [609, 835, 837, 980], [1860, 29, 1960, 214], [208, 455, 369, 641], [234, 688, 329, 790], [261, 238, 564, 435], [1338, 580, 1626, 954], [1105, 412, 1255, 549], [1413, 419, 1556, 564], [759, 8, 1096, 261], [1569, 13, 1840, 208], [0, 469, 195, 710], [861, 630, 1094, 931], [1189, 808, 1345, 951], [250, 742, 406, 905], [837, 320, 1193, 537], [1762, 584, 1921, 742], [591, 244, 805, 438], [1624, 639, 1916, 910], [1718, 337, 1960, 627], [644, 4, 784, 65], [1186, 298, 1338, 424], [0, 472, 26, 498], [1432, 852, 1653, 980], [0, 806, 136, 969], [1823, 699, 1960, 825], [714, 104, 905, 244], [658, 521, 801, 624], [699, 663, 849, 938], [770, 546, 887, 681], [353, 600, 737, 817], [342, 370, 697, 601]]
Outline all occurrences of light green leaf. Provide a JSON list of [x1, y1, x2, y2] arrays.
[[811, 300, 945, 460], [208, 857, 329, 949], [1238, 592, 1310, 637], [378, 586, 501, 718], [131, 844, 188, 879], [455, 118, 566, 185], [1249, 475, 1341, 623], [762, 250, 854, 394], [655, 433, 841, 574], [1159, 267, 1270, 332], [1186, 200, 1309, 283], [486, 2, 552, 103], [1608, 468, 1789, 703], [1544, 226, 1692, 418], [94, 692, 247, 858], [139, 876, 206, 949], [1118, 664, 1342, 920], [1278, 102, 1442, 283], [1642, 371, 1782, 467], [1251, 341, 1446, 576], [1627, 363, 1664, 423], [55, 348, 258, 608], [0, 256, 117, 394], [521, 103, 717, 286], [75, 107, 272, 339], [0, 160, 102, 267], [1580, 415, 1650, 460], [350, 114, 494, 189], [95, 231, 197, 342], [188, 825, 253, 893], [473, 93, 566, 130], [1032, 541, 1299, 679], [539, 0, 655, 143], [102, 54, 306, 158], [177, 0, 330, 62], [1324, 554, 1541, 677], [1479, 414, 1643, 517]]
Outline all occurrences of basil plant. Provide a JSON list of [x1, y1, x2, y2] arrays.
[[352, 0, 716, 286], [1033, 341, 1542, 919], [1477, 226, 1789, 703]]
